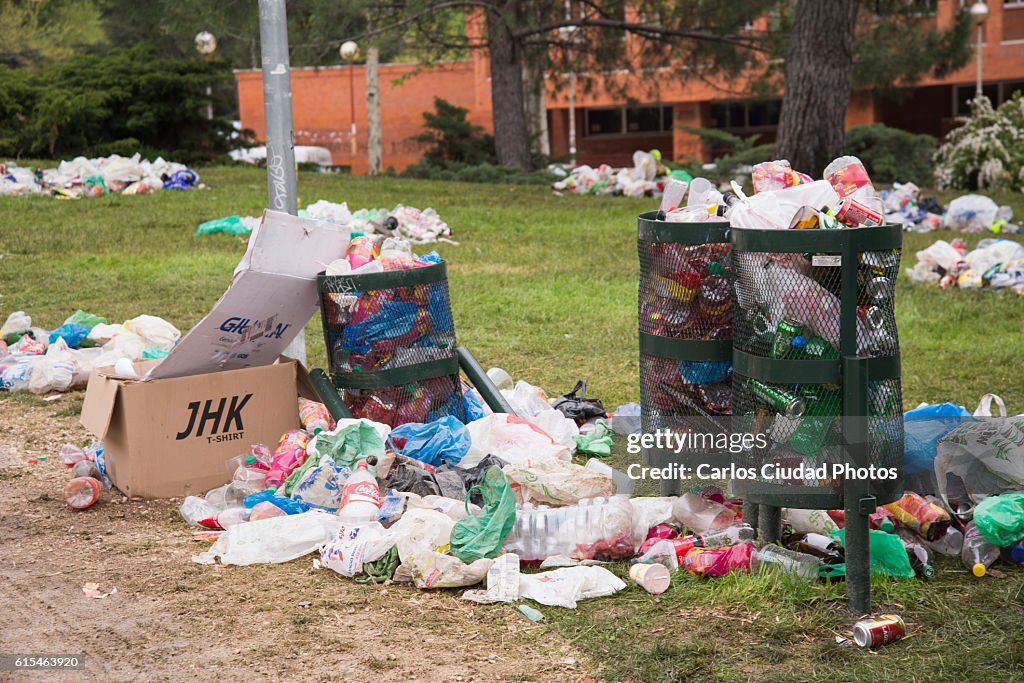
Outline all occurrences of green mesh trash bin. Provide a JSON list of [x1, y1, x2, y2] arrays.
[[637, 211, 732, 494], [729, 223, 904, 612], [317, 262, 464, 427]]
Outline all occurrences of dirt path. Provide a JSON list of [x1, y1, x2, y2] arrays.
[[0, 397, 586, 683]]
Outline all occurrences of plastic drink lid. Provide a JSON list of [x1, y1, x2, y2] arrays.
[[880, 519, 895, 533], [972, 563, 986, 578], [245, 456, 256, 464]]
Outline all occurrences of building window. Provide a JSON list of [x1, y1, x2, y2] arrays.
[[584, 105, 672, 136], [709, 99, 782, 131], [954, 82, 1022, 115]]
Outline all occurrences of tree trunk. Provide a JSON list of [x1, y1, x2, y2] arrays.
[[485, 3, 533, 171], [366, 43, 382, 175], [523, 45, 550, 157], [775, 0, 858, 177]]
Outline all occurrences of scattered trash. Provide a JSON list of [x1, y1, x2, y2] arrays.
[[550, 150, 686, 197], [301, 200, 455, 244], [194, 215, 260, 236], [81, 583, 117, 600], [517, 604, 545, 622], [905, 238, 1024, 293], [63, 477, 102, 510], [1, 155, 201, 198]]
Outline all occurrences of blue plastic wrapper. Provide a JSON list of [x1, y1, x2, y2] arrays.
[[387, 415, 471, 467], [48, 323, 91, 348], [904, 402, 972, 475], [461, 386, 487, 422], [242, 490, 309, 515], [164, 169, 198, 190], [342, 300, 418, 354], [679, 360, 732, 385]]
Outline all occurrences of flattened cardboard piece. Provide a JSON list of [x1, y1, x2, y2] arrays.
[[147, 210, 347, 381], [81, 360, 302, 498]]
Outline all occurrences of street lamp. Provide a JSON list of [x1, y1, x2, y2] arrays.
[[195, 31, 217, 121], [970, 1, 989, 103], [340, 41, 360, 159]]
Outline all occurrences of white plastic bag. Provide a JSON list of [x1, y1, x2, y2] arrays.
[[915, 240, 964, 271], [628, 496, 678, 545], [320, 521, 386, 577], [192, 511, 339, 566], [943, 194, 999, 232], [400, 551, 493, 589], [124, 315, 180, 350], [518, 566, 626, 608], [27, 339, 76, 394], [461, 414, 571, 468], [503, 459, 614, 506], [1, 311, 31, 336]]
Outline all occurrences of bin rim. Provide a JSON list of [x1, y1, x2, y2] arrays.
[[318, 260, 447, 292], [729, 223, 902, 253], [637, 210, 730, 244]]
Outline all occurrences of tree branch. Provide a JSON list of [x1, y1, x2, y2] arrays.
[[516, 17, 766, 53]]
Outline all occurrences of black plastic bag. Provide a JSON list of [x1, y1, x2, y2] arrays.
[[553, 380, 606, 422]]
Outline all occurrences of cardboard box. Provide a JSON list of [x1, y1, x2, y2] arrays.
[[81, 359, 315, 498], [145, 210, 348, 381]]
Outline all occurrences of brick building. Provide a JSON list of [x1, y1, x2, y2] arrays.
[[235, 0, 1024, 173]]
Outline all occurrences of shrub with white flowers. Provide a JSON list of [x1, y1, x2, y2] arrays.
[[933, 93, 1024, 193]]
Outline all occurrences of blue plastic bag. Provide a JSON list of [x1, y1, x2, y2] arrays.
[[388, 415, 470, 467], [678, 360, 731, 385], [242, 490, 309, 515], [461, 387, 487, 422], [48, 324, 91, 348], [904, 403, 972, 475]]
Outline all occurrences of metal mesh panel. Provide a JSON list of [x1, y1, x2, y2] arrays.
[[318, 270, 462, 426], [639, 241, 732, 341], [731, 239, 903, 504]]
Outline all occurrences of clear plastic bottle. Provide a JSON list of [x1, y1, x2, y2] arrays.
[[920, 526, 964, 557], [782, 508, 839, 536], [897, 529, 936, 579], [1001, 540, 1024, 565], [752, 544, 822, 581], [72, 459, 102, 480], [502, 496, 634, 563], [63, 477, 102, 510], [298, 398, 332, 435], [672, 493, 736, 534], [59, 443, 87, 467], [379, 237, 416, 271], [212, 506, 251, 529], [338, 460, 382, 524], [697, 523, 756, 548], [961, 522, 1000, 577]]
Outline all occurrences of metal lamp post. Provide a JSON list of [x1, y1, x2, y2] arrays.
[[340, 41, 360, 160], [195, 31, 217, 121], [970, 1, 989, 102]]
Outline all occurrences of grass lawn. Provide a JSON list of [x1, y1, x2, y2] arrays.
[[1, 165, 1023, 681]]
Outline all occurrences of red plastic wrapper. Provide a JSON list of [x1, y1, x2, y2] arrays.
[[682, 542, 756, 577]]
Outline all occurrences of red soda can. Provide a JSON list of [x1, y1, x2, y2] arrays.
[[834, 197, 883, 227], [852, 615, 906, 648]]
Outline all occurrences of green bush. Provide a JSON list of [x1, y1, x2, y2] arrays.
[[933, 94, 1024, 192], [843, 124, 936, 186], [410, 97, 497, 168], [0, 44, 229, 161]]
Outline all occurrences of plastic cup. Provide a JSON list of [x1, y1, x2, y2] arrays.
[[629, 562, 672, 595]]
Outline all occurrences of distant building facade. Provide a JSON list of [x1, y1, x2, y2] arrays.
[[235, 0, 1024, 172]]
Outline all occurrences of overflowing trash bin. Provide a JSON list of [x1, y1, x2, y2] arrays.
[[318, 261, 464, 427]]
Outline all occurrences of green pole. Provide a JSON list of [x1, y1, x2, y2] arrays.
[[743, 500, 760, 534], [309, 368, 353, 420], [457, 346, 516, 415], [841, 236, 871, 614], [758, 504, 781, 543]]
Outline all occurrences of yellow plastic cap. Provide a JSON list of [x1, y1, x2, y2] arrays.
[[973, 563, 986, 578]]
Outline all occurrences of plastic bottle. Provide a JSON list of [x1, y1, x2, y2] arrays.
[[782, 508, 839, 536], [696, 523, 756, 549], [346, 232, 379, 269], [961, 522, 1000, 577], [672, 493, 736, 534], [823, 156, 874, 199], [200, 506, 251, 530], [783, 530, 845, 564], [896, 529, 936, 579], [379, 237, 416, 271], [659, 178, 688, 214], [179, 495, 219, 525], [883, 492, 951, 542], [63, 477, 102, 510], [338, 460, 382, 524], [920, 526, 964, 557], [751, 160, 794, 194], [753, 544, 822, 580], [869, 506, 897, 533], [265, 430, 312, 489], [59, 443, 87, 467], [298, 398, 332, 435], [632, 538, 684, 570], [503, 496, 634, 563], [1001, 540, 1024, 565], [72, 459, 102, 480]]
